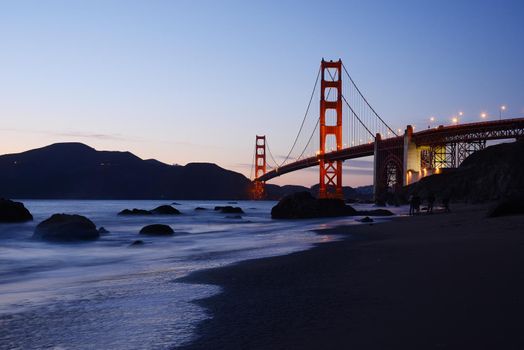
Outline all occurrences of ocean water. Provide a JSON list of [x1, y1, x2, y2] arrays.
[[0, 200, 398, 349]]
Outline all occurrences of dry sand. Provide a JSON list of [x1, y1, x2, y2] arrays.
[[177, 204, 524, 350]]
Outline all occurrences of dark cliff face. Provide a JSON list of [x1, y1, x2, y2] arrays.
[[0, 143, 251, 199], [411, 141, 524, 202]]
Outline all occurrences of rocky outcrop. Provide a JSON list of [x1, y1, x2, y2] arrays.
[[119, 205, 180, 216], [214, 206, 244, 214], [271, 192, 357, 219], [410, 141, 524, 202], [151, 205, 181, 215], [139, 224, 174, 235], [0, 198, 33, 223], [33, 214, 99, 242]]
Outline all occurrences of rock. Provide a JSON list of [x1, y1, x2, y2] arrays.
[[118, 208, 152, 216], [271, 191, 357, 219], [151, 205, 181, 215], [227, 201, 238, 204], [98, 226, 110, 234], [172, 202, 181, 205], [195, 207, 207, 211], [33, 214, 99, 242], [358, 216, 374, 223], [139, 224, 174, 235], [488, 197, 524, 217], [357, 209, 395, 216], [215, 206, 244, 214], [130, 240, 144, 246], [0, 198, 33, 223]]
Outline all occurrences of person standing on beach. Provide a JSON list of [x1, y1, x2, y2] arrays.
[[443, 197, 451, 212], [427, 193, 435, 214], [408, 194, 415, 215]]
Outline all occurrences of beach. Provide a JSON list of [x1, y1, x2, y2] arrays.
[[178, 204, 524, 349]]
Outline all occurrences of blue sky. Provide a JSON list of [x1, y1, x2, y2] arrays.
[[1, 0, 523, 186]]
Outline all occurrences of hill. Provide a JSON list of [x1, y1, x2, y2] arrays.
[[0, 143, 251, 199], [410, 140, 524, 202]]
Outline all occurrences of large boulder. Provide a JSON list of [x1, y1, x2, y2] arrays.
[[0, 198, 33, 223], [33, 214, 99, 242], [271, 191, 357, 219], [150, 205, 181, 215], [139, 224, 174, 235]]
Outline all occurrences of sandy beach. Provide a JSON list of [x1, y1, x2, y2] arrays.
[[177, 204, 524, 349]]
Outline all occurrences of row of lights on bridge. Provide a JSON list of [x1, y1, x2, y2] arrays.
[[423, 105, 508, 128]]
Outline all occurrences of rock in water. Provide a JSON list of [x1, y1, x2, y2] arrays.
[[139, 224, 174, 235], [130, 240, 144, 246], [357, 209, 395, 216], [214, 206, 244, 214], [33, 214, 99, 242], [195, 207, 207, 211], [359, 216, 374, 223], [271, 191, 357, 219], [118, 208, 152, 216], [150, 205, 181, 215], [0, 198, 33, 223], [488, 197, 524, 218], [98, 227, 110, 234]]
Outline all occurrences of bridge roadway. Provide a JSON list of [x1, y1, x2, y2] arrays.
[[257, 117, 524, 182]]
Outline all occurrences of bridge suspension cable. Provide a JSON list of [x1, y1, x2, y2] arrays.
[[342, 63, 398, 137], [274, 65, 321, 168]]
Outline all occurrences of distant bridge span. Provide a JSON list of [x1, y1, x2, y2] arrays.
[[256, 118, 524, 198]]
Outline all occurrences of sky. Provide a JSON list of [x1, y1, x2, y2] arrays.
[[1, 0, 523, 187]]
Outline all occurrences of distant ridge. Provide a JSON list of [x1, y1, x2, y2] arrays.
[[0, 143, 251, 199]]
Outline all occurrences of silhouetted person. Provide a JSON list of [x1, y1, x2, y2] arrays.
[[408, 195, 414, 215], [410, 195, 421, 215], [427, 193, 435, 214], [443, 197, 451, 212]]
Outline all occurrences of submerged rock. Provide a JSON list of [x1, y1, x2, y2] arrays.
[[215, 206, 244, 214], [98, 226, 110, 234], [151, 205, 181, 215], [271, 191, 357, 219], [195, 207, 207, 211], [33, 214, 99, 242], [0, 198, 33, 223], [358, 216, 374, 223], [488, 197, 524, 218], [139, 224, 174, 235], [118, 208, 152, 216], [119, 205, 181, 216], [130, 240, 145, 246]]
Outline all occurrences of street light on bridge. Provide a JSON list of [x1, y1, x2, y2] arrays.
[[452, 116, 459, 125], [481, 112, 488, 119], [500, 105, 506, 120]]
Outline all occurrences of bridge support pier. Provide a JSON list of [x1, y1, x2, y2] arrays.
[[373, 133, 383, 202], [403, 125, 422, 186]]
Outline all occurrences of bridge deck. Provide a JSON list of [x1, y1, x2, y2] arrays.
[[257, 118, 524, 182]]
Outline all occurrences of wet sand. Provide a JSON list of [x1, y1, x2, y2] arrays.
[[177, 204, 524, 350]]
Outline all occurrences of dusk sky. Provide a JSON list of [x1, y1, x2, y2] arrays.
[[1, 0, 523, 186]]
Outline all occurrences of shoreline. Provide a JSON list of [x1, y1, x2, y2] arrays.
[[176, 204, 524, 349]]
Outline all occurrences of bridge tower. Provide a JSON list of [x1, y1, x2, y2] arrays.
[[318, 59, 343, 199], [252, 135, 266, 200]]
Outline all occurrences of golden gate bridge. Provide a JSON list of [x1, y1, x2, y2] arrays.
[[251, 59, 524, 201]]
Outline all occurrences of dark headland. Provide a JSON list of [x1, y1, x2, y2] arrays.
[[177, 204, 524, 350]]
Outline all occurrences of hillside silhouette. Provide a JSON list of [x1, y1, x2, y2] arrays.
[[0, 143, 251, 199]]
